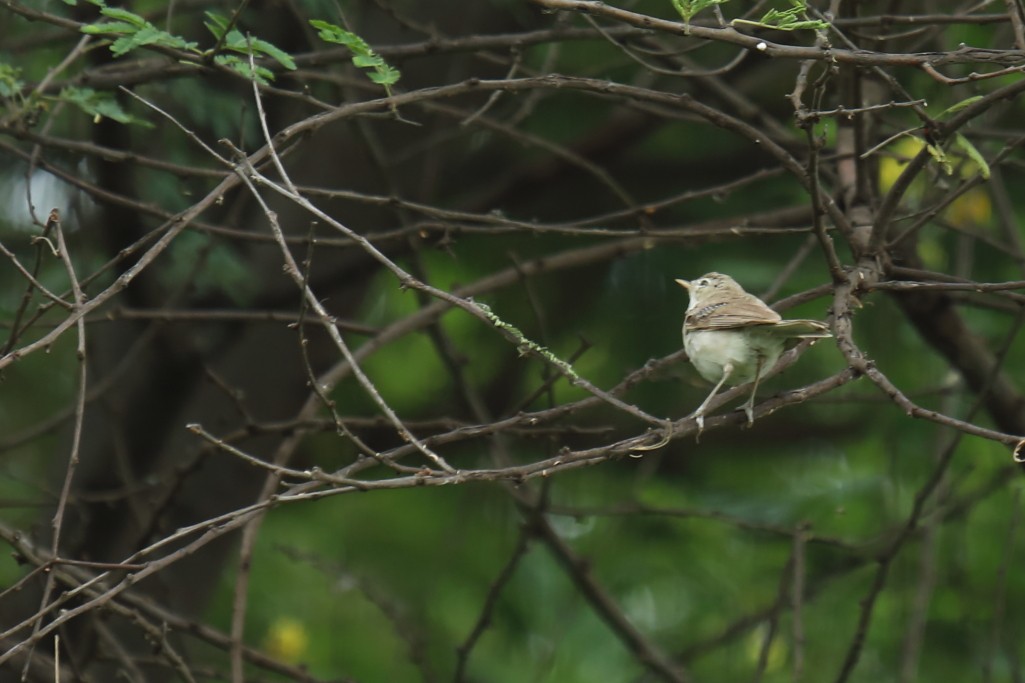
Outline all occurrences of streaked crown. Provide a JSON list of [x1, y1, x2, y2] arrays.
[[675, 272, 746, 309]]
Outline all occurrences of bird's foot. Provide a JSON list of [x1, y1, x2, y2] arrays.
[[693, 412, 705, 442]]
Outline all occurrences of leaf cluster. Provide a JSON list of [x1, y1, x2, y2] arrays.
[[309, 19, 402, 89], [80, 5, 198, 56], [671, 0, 830, 31], [73, 2, 399, 92]]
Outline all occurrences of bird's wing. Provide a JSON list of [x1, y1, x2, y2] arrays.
[[686, 293, 783, 330]]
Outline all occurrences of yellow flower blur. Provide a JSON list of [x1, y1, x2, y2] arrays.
[[263, 616, 310, 663], [878, 135, 991, 228]]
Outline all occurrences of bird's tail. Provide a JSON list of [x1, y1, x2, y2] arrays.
[[767, 319, 831, 338]]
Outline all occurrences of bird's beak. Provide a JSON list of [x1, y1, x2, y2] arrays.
[[674, 278, 690, 290]]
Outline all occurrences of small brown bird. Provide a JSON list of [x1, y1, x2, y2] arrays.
[[676, 273, 831, 430]]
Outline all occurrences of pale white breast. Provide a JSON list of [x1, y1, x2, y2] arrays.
[[682, 327, 784, 385]]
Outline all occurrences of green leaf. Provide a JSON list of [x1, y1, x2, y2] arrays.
[[203, 11, 230, 39], [214, 55, 275, 84], [309, 19, 370, 51], [110, 24, 163, 56], [0, 63, 25, 98], [247, 37, 296, 71], [352, 54, 384, 69], [82, 21, 137, 36], [671, 0, 729, 24], [926, 143, 952, 175], [99, 6, 148, 26], [368, 64, 400, 86], [82, 7, 198, 56], [952, 133, 991, 180], [58, 86, 153, 127], [935, 96, 984, 119], [220, 28, 249, 51], [204, 14, 296, 73]]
